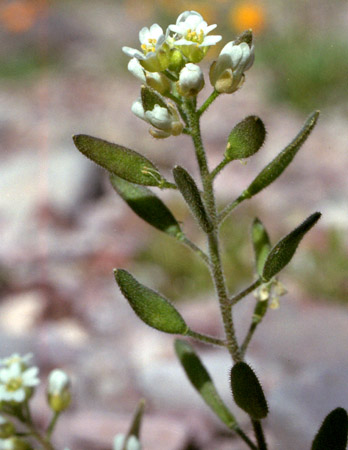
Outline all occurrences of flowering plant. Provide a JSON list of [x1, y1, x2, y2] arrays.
[[77, 8, 346, 450]]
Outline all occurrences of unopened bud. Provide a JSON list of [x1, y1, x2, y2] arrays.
[[113, 434, 141, 450], [47, 369, 71, 413], [177, 64, 204, 97]]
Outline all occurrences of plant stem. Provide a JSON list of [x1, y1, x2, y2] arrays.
[[46, 412, 60, 440], [229, 279, 262, 306], [184, 99, 241, 363], [241, 322, 258, 358], [186, 329, 226, 347], [180, 235, 210, 267], [198, 90, 220, 117], [252, 419, 268, 450], [234, 426, 258, 450], [210, 158, 230, 180], [218, 194, 246, 225]]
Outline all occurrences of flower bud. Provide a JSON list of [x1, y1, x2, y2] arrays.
[[209, 30, 254, 94], [176, 63, 204, 97], [47, 369, 71, 413], [127, 59, 170, 95], [114, 434, 141, 450], [131, 98, 183, 139], [0, 416, 15, 439]]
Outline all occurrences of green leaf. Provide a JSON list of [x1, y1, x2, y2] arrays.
[[141, 85, 166, 111], [311, 407, 348, 450], [175, 339, 237, 428], [126, 399, 146, 440], [110, 174, 182, 238], [243, 110, 320, 198], [230, 362, 268, 420], [73, 134, 162, 186], [262, 211, 321, 281], [114, 269, 188, 334], [225, 116, 266, 161], [252, 218, 272, 276], [173, 166, 213, 233]]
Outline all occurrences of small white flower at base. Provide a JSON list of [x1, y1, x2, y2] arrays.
[[131, 99, 183, 139], [169, 11, 221, 62], [123, 24, 169, 72], [47, 369, 71, 413], [113, 434, 141, 450], [0, 354, 33, 369], [0, 362, 39, 403], [177, 63, 204, 97], [127, 59, 170, 95], [209, 33, 254, 94]]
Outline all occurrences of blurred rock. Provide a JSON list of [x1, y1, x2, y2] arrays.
[[0, 290, 46, 335]]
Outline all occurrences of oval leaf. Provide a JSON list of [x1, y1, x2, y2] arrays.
[[173, 166, 213, 233], [230, 362, 268, 420], [175, 339, 237, 428], [225, 116, 266, 161], [110, 174, 182, 238], [73, 134, 162, 186], [243, 111, 320, 198], [252, 218, 272, 276], [262, 212, 321, 281], [114, 269, 188, 334], [311, 407, 348, 450]]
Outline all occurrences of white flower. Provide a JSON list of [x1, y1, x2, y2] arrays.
[[209, 35, 254, 94], [122, 24, 169, 72], [128, 58, 170, 94], [0, 354, 32, 368], [113, 434, 141, 450], [131, 98, 183, 138], [169, 11, 221, 47], [47, 369, 71, 412], [47, 369, 70, 395], [0, 362, 39, 403], [177, 63, 204, 97]]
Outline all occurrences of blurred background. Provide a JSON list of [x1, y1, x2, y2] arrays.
[[0, 0, 348, 449]]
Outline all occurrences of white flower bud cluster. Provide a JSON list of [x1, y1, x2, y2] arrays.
[[122, 11, 255, 139]]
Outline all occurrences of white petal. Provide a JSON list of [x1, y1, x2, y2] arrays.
[[122, 47, 145, 60], [199, 35, 222, 46], [149, 23, 164, 40], [128, 58, 146, 82], [145, 106, 172, 131], [204, 24, 217, 34], [131, 98, 146, 121], [138, 27, 150, 44], [12, 389, 25, 402]]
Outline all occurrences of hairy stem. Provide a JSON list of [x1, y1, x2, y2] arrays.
[[229, 279, 262, 306], [180, 235, 211, 267], [198, 90, 220, 117], [186, 329, 226, 347], [184, 99, 241, 363], [252, 419, 268, 450]]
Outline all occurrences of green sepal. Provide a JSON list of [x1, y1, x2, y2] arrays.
[[175, 339, 238, 428], [110, 174, 182, 238], [225, 116, 266, 161], [173, 166, 213, 233], [73, 134, 163, 187], [230, 362, 268, 420], [253, 299, 269, 324], [311, 407, 348, 450], [114, 269, 188, 335], [141, 85, 167, 111], [252, 218, 272, 276], [262, 212, 321, 281], [243, 110, 320, 198]]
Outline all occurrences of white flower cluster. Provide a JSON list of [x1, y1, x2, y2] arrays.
[[122, 11, 254, 139], [254, 279, 287, 310], [0, 354, 39, 404]]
